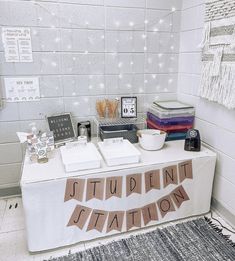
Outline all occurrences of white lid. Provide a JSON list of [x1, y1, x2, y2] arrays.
[[60, 143, 102, 164], [153, 101, 194, 110], [98, 139, 141, 160]]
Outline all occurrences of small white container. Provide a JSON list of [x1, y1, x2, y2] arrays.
[[137, 129, 166, 151]]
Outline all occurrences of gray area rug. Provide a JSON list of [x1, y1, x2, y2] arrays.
[[46, 218, 235, 261]]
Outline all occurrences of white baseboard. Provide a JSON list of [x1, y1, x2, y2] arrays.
[[0, 186, 21, 198], [211, 198, 235, 228]]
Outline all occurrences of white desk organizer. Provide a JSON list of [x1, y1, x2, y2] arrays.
[[98, 138, 141, 166], [60, 142, 102, 172]]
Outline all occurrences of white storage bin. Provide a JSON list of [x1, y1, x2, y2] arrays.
[[98, 139, 141, 166], [60, 143, 102, 172]]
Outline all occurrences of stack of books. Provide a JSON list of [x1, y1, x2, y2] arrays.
[[147, 101, 195, 141]]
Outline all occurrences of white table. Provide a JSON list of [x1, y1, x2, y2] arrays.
[[21, 140, 216, 252]]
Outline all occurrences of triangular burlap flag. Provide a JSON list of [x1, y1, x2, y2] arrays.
[[106, 176, 122, 199], [67, 205, 92, 229], [162, 165, 178, 188], [87, 209, 108, 232], [106, 211, 125, 233], [141, 203, 158, 225], [178, 160, 193, 183], [157, 195, 175, 218], [170, 185, 190, 208], [145, 170, 160, 192], [86, 178, 104, 201], [126, 208, 141, 230], [126, 174, 142, 196], [64, 179, 85, 202]]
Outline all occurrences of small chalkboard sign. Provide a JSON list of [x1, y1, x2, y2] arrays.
[[47, 113, 75, 143]]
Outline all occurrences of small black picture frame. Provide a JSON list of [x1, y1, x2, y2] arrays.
[[47, 113, 75, 144], [121, 96, 137, 118]]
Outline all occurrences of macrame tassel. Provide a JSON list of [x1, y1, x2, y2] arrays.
[[230, 25, 235, 50], [211, 47, 223, 77], [198, 22, 211, 49]]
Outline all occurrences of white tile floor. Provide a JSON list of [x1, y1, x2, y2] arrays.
[[0, 196, 234, 261]]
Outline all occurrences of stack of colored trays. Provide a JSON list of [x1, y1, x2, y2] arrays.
[[147, 101, 195, 141]]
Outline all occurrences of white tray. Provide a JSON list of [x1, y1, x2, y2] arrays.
[[98, 139, 141, 166], [60, 143, 102, 172]]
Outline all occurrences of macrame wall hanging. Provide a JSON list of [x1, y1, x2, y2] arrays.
[[199, 0, 235, 109]]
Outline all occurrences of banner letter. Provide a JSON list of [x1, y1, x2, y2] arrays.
[[141, 203, 158, 225], [64, 179, 85, 202], [86, 178, 104, 201], [179, 160, 193, 182], [107, 211, 124, 233], [170, 185, 190, 208], [126, 208, 141, 230], [87, 209, 108, 232], [145, 170, 160, 192], [163, 165, 178, 188], [157, 195, 175, 218], [126, 174, 142, 196], [67, 205, 92, 229], [106, 176, 122, 199]]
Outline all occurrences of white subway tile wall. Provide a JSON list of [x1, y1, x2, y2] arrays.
[[0, 0, 181, 192], [178, 0, 235, 217]]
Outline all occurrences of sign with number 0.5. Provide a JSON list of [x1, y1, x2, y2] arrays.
[[121, 97, 137, 118]]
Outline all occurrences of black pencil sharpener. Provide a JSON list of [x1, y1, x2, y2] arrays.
[[184, 129, 201, 152]]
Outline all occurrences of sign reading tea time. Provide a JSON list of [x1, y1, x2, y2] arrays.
[[4, 77, 40, 102], [64, 160, 193, 233]]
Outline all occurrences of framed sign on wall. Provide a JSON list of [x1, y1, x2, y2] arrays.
[[47, 113, 75, 144], [121, 97, 137, 118]]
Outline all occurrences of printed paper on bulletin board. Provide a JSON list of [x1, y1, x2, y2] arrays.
[[2, 27, 33, 63]]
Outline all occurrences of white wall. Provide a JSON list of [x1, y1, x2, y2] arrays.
[[0, 0, 182, 195], [178, 0, 235, 222]]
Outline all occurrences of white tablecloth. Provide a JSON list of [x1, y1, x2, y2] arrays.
[[21, 140, 216, 251]]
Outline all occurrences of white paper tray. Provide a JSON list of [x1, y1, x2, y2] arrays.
[[98, 139, 141, 166], [60, 143, 102, 172]]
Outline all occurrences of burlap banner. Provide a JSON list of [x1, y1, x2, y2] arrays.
[[65, 160, 193, 234], [67, 184, 190, 233], [64, 160, 193, 202]]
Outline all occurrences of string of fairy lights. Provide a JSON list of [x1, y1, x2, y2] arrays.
[[17, 1, 178, 100]]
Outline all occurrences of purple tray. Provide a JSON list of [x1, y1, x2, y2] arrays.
[[147, 112, 194, 126]]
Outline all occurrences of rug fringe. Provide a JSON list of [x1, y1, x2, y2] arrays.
[[204, 216, 235, 248]]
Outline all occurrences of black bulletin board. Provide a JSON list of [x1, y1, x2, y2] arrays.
[[47, 113, 75, 143]]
